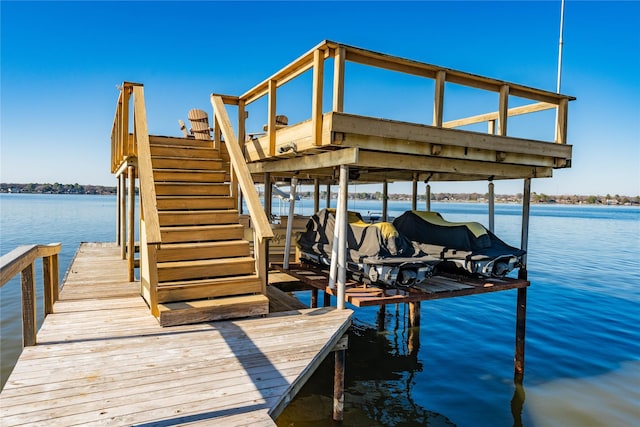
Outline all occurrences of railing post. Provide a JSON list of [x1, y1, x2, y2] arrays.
[[268, 79, 277, 156], [433, 70, 446, 127], [332, 46, 345, 112], [555, 97, 568, 144], [21, 263, 36, 347], [127, 165, 136, 282], [498, 84, 510, 136], [43, 256, 54, 315], [312, 48, 325, 146]]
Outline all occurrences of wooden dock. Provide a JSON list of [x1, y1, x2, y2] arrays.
[[0, 243, 352, 426]]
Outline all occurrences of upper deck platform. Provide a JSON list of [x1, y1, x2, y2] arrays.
[[214, 40, 574, 184]]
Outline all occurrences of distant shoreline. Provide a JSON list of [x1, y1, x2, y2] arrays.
[[1, 183, 638, 206]]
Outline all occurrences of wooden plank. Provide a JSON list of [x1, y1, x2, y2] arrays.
[[357, 149, 553, 179], [247, 147, 359, 174], [433, 70, 445, 127], [0, 245, 37, 287], [498, 84, 509, 136], [329, 112, 573, 159], [443, 101, 556, 129]]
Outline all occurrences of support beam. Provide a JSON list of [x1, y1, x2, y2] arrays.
[[119, 173, 126, 259], [498, 84, 510, 136], [283, 176, 298, 269], [515, 178, 531, 383], [336, 165, 348, 310], [411, 174, 418, 211], [333, 349, 346, 421], [127, 165, 136, 282], [488, 180, 495, 232], [326, 184, 331, 209], [313, 178, 320, 213], [382, 180, 388, 222]]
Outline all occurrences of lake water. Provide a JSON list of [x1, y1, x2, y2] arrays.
[[1, 194, 639, 426]]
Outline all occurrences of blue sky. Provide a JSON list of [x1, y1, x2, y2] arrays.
[[1, 1, 639, 196]]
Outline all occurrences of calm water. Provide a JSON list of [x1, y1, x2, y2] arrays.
[[1, 194, 639, 426]]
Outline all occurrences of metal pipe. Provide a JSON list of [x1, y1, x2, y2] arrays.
[[337, 165, 348, 310]]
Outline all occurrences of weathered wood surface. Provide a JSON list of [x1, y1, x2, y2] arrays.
[[1, 243, 352, 426], [274, 263, 529, 307]]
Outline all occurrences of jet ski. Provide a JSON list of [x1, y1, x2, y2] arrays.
[[393, 210, 525, 277], [297, 209, 440, 287]]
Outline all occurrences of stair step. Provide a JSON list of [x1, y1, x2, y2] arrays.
[[156, 274, 262, 303], [160, 224, 245, 243], [153, 169, 226, 183], [155, 183, 230, 197], [149, 135, 213, 148], [151, 156, 223, 170], [157, 294, 269, 327], [158, 210, 239, 226], [157, 256, 256, 282], [150, 144, 220, 159], [157, 240, 250, 262], [156, 196, 236, 211]]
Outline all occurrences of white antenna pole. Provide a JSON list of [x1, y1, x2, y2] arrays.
[[556, 0, 566, 93]]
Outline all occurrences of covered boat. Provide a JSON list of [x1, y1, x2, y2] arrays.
[[297, 209, 439, 287], [393, 210, 525, 277]]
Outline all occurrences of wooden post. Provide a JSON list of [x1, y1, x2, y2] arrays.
[[312, 48, 325, 146], [127, 165, 136, 282], [426, 183, 431, 212], [488, 180, 495, 233], [336, 165, 348, 310], [555, 98, 568, 144], [411, 174, 418, 211], [283, 176, 298, 269], [313, 178, 320, 213], [433, 70, 446, 127], [323, 291, 331, 307], [268, 79, 277, 156], [382, 180, 388, 221], [333, 46, 345, 112], [515, 178, 531, 383], [264, 173, 272, 220], [311, 288, 318, 308], [333, 349, 346, 421], [116, 175, 121, 246], [326, 184, 331, 209], [119, 173, 126, 259], [408, 301, 421, 328], [376, 304, 386, 331], [51, 253, 59, 303], [498, 85, 510, 136], [21, 263, 36, 347], [43, 256, 54, 315]]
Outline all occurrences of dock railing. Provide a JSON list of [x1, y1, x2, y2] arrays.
[[0, 243, 61, 346], [110, 82, 161, 313], [211, 95, 274, 288], [238, 40, 573, 156]]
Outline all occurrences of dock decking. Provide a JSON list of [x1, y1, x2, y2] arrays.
[[0, 243, 352, 426], [274, 262, 529, 307]]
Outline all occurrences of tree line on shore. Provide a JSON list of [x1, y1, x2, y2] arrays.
[[2, 183, 638, 205]]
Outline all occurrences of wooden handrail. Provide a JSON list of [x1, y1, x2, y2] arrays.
[[442, 102, 557, 129], [1, 243, 61, 346], [132, 85, 161, 244], [211, 95, 273, 243]]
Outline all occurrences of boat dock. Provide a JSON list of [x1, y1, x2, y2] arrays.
[[0, 243, 352, 426]]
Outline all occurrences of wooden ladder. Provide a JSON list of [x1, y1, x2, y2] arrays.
[[149, 134, 268, 326]]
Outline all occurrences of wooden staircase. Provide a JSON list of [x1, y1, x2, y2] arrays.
[[148, 135, 269, 326]]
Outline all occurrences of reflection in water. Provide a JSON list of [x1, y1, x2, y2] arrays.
[[277, 307, 456, 426], [510, 383, 526, 427]]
